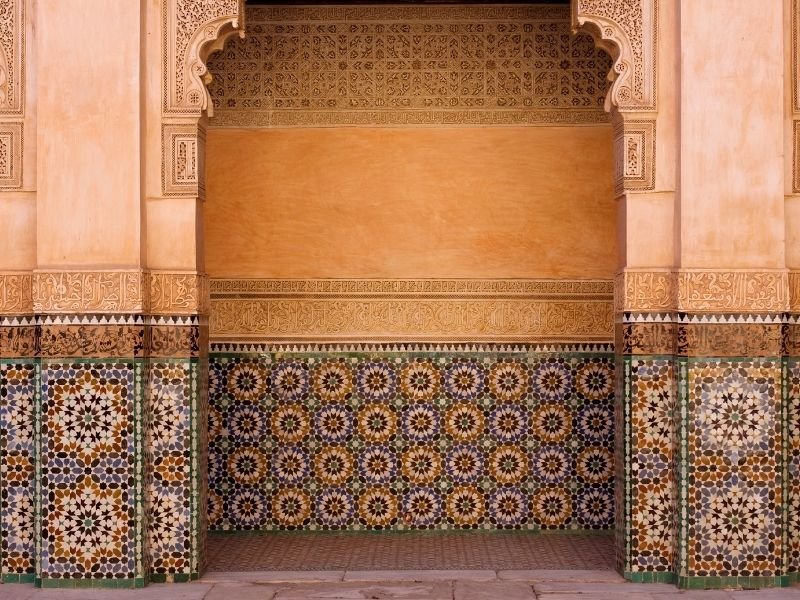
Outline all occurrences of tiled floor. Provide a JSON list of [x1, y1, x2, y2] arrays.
[[205, 532, 616, 571]]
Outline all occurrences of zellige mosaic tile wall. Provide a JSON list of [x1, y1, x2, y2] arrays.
[[208, 347, 615, 532]]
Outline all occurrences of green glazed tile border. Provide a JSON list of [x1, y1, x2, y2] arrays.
[[36, 577, 148, 589], [677, 575, 790, 590], [1, 573, 36, 584], [149, 572, 201, 583], [625, 571, 676, 584]]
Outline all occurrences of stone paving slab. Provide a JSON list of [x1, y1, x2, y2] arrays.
[[271, 581, 453, 599], [203, 570, 346, 583], [203, 582, 279, 600], [454, 580, 536, 600], [533, 581, 685, 594], [343, 569, 496, 582], [498, 569, 626, 582]]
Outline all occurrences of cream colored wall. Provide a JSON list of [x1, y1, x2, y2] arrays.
[[678, 0, 786, 270], [36, 0, 144, 269], [205, 126, 616, 280]]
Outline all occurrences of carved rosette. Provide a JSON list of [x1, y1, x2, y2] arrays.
[[149, 272, 209, 316], [164, 0, 246, 115], [571, 0, 656, 112]]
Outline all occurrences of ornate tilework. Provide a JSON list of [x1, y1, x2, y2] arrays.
[[0, 362, 36, 578], [625, 359, 675, 574], [209, 351, 614, 532], [147, 361, 193, 577], [683, 360, 782, 578], [39, 362, 143, 581], [787, 358, 800, 574]]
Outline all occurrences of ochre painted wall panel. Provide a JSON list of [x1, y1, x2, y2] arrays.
[[205, 126, 616, 279]]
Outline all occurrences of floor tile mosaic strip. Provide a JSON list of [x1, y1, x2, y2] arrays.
[[209, 351, 615, 533], [206, 531, 616, 571], [0, 361, 36, 578]]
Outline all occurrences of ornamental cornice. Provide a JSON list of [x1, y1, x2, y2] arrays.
[[572, 0, 657, 112]]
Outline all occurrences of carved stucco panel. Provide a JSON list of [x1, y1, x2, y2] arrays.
[[164, 0, 246, 115], [677, 270, 789, 314], [572, 0, 657, 111], [0, 0, 23, 115]]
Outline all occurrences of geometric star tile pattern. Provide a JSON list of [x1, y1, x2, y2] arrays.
[[209, 352, 615, 532], [0, 362, 36, 579], [786, 358, 800, 575], [147, 361, 195, 578], [625, 358, 676, 575], [39, 362, 143, 581], [683, 360, 782, 579]]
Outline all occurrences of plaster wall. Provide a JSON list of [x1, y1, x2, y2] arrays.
[[35, 0, 144, 269], [679, 0, 786, 269], [205, 126, 616, 280]]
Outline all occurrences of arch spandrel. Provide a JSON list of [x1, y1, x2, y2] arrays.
[[165, 0, 246, 116], [571, 0, 657, 113]]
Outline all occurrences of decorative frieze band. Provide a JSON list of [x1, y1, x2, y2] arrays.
[[614, 270, 675, 313], [149, 272, 209, 315], [677, 270, 789, 314], [0, 271, 32, 314], [791, 271, 800, 313], [209, 279, 614, 343], [33, 271, 148, 314], [31, 271, 209, 315], [616, 270, 789, 314]]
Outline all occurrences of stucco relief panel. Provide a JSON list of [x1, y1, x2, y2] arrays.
[[572, 0, 656, 111], [164, 0, 245, 114], [0, 0, 23, 115], [210, 279, 613, 343], [206, 5, 612, 127]]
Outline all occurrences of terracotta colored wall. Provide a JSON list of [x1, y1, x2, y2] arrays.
[[205, 126, 615, 279]]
